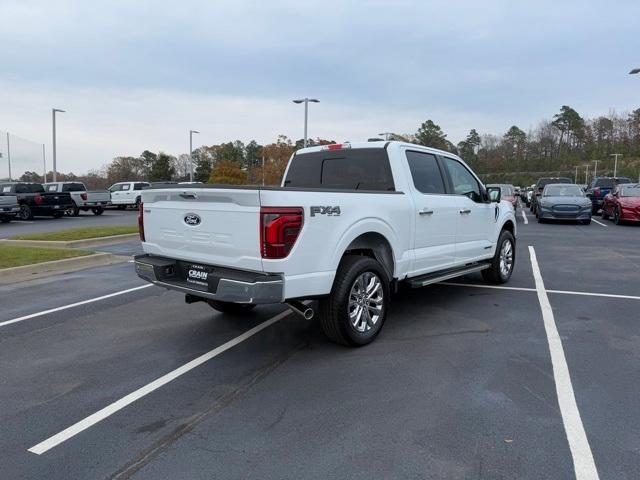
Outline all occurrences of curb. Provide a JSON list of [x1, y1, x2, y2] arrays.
[[1, 233, 139, 249], [0, 253, 131, 285]]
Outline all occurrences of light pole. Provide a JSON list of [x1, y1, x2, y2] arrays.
[[629, 68, 640, 75], [610, 153, 622, 178], [585, 164, 589, 185], [593, 160, 599, 179], [292, 98, 319, 148], [189, 130, 199, 183], [52, 108, 65, 182], [574, 165, 579, 184], [6, 132, 11, 181], [42, 144, 47, 182]]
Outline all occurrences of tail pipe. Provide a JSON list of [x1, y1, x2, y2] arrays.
[[287, 300, 314, 320]]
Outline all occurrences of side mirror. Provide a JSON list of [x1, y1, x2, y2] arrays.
[[486, 186, 501, 202]]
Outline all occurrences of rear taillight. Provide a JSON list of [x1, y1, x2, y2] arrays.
[[260, 207, 303, 259], [81, 192, 88, 201], [138, 203, 145, 242], [34, 194, 43, 205]]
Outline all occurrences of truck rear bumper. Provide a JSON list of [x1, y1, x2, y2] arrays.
[[134, 254, 284, 304]]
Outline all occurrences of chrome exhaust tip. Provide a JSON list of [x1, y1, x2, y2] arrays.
[[287, 300, 314, 320]]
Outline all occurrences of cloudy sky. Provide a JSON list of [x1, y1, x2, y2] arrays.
[[1, 0, 638, 177]]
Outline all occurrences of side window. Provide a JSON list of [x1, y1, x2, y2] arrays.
[[45, 184, 58, 192], [109, 184, 121, 192], [122, 184, 131, 191], [133, 183, 146, 191], [442, 157, 482, 203], [15, 184, 28, 194], [405, 151, 446, 194]]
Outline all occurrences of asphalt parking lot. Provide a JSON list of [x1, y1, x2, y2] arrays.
[[0, 209, 138, 239], [1, 208, 638, 479]]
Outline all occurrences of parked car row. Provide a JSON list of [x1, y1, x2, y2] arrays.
[[0, 180, 154, 223], [600, 183, 640, 224]]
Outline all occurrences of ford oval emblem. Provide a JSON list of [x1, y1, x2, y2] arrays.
[[184, 213, 201, 226]]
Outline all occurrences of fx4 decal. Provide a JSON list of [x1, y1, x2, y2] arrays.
[[310, 206, 341, 217]]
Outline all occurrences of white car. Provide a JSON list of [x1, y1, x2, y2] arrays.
[[108, 181, 150, 209], [135, 141, 516, 346], [43, 182, 111, 216]]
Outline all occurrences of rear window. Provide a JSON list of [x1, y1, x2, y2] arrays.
[[63, 183, 85, 192], [1, 184, 15, 193], [536, 178, 572, 188], [283, 148, 395, 191], [594, 177, 631, 188]]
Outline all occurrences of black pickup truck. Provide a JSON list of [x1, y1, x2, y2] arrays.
[[0, 182, 75, 220]]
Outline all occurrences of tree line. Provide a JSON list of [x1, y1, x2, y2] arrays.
[[17, 105, 640, 189]]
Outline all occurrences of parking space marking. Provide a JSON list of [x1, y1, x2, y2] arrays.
[[521, 210, 529, 224], [0, 285, 153, 328], [529, 246, 600, 480], [591, 218, 607, 227], [28, 307, 294, 455], [440, 282, 640, 301], [441, 282, 535, 292]]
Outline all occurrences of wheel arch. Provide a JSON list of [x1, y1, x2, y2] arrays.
[[340, 231, 395, 282]]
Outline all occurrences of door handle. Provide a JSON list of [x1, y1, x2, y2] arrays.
[[418, 208, 434, 216], [459, 208, 471, 214]]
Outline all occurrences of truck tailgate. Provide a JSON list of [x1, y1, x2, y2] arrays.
[[142, 188, 264, 271]]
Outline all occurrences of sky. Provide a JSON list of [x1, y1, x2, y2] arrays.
[[1, 0, 639, 177]]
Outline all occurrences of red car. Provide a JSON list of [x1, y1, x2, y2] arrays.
[[601, 184, 640, 224]]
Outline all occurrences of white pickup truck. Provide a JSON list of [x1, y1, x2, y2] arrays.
[[135, 141, 516, 346], [43, 182, 111, 216]]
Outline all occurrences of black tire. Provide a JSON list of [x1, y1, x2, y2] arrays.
[[591, 205, 599, 215], [601, 207, 610, 220], [135, 197, 141, 209], [482, 230, 515, 284], [318, 255, 390, 347], [92, 207, 104, 215], [17, 205, 33, 221], [52, 211, 64, 218], [580, 218, 591, 225], [117, 205, 126, 210], [613, 208, 622, 225], [207, 300, 256, 315], [0, 217, 11, 223], [537, 216, 545, 223], [66, 203, 80, 217]]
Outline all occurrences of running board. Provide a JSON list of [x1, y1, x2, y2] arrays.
[[406, 263, 491, 288]]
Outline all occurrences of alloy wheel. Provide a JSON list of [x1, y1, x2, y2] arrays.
[[499, 239, 514, 278], [348, 272, 384, 333]]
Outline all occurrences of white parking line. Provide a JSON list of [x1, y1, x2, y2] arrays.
[[28, 308, 293, 455], [0, 285, 153, 328], [521, 210, 529, 224], [440, 282, 640, 301], [591, 218, 607, 227], [529, 246, 600, 480]]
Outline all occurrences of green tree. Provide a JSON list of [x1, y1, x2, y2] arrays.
[[415, 120, 451, 151], [19, 171, 43, 182], [149, 152, 176, 181]]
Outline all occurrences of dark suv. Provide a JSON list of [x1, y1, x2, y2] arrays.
[[585, 177, 632, 214], [530, 177, 573, 215]]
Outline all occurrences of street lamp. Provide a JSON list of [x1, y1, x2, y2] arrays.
[[629, 68, 640, 74], [189, 130, 199, 182], [52, 108, 65, 182], [292, 98, 319, 148], [610, 154, 622, 178]]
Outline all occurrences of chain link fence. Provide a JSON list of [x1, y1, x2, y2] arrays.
[[0, 130, 47, 182]]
